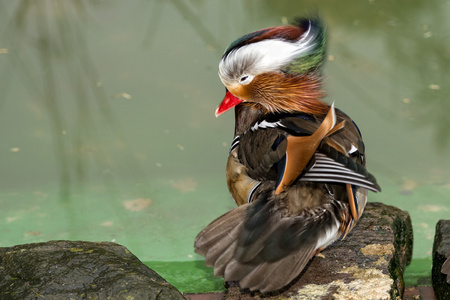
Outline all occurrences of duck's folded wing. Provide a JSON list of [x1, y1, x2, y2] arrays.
[[299, 145, 381, 193]]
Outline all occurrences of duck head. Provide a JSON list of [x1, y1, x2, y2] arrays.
[[215, 18, 329, 117]]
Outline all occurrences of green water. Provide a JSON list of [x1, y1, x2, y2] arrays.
[[1, 0, 449, 293]]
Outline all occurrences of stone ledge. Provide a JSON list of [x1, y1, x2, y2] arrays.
[[224, 202, 413, 300], [432, 219, 450, 300], [0, 240, 185, 300]]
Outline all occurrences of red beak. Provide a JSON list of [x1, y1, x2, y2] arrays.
[[215, 91, 244, 117]]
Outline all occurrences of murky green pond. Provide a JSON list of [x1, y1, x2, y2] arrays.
[[1, 0, 449, 293]]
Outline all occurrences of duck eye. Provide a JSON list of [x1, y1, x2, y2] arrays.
[[239, 75, 253, 85]]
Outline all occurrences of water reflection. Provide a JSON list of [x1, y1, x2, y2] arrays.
[[145, 0, 222, 52], [0, 0, 449, 264], [0, 0, 149, 200]]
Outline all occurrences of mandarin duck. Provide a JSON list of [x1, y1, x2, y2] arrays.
[[194, 17, 381, 292]]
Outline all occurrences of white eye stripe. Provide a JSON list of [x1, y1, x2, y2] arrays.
[[219, 39, 299, 82], [219, 22, 316, 85]]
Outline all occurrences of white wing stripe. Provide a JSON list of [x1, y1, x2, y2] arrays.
[[310, 167, 367, 178], [300, 153, 379, 192], [300, 176, 378, 192]]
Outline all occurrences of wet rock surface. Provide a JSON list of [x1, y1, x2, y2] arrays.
[[0, 240, 185, 300], [432, 219, 450, 300], [223, 202, 413, 300]]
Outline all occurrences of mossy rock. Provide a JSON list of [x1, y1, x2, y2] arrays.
[[0, 240, 185, 300]]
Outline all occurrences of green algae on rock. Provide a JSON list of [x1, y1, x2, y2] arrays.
[[0, 240, 185, 300]]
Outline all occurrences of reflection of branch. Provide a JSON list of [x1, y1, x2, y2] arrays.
[[36, 3, 72, 200], [143, 0, 225, 55], [1, 0, 149, 202], [143, 0, 165, 49], [169, 0, 221, 52]]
